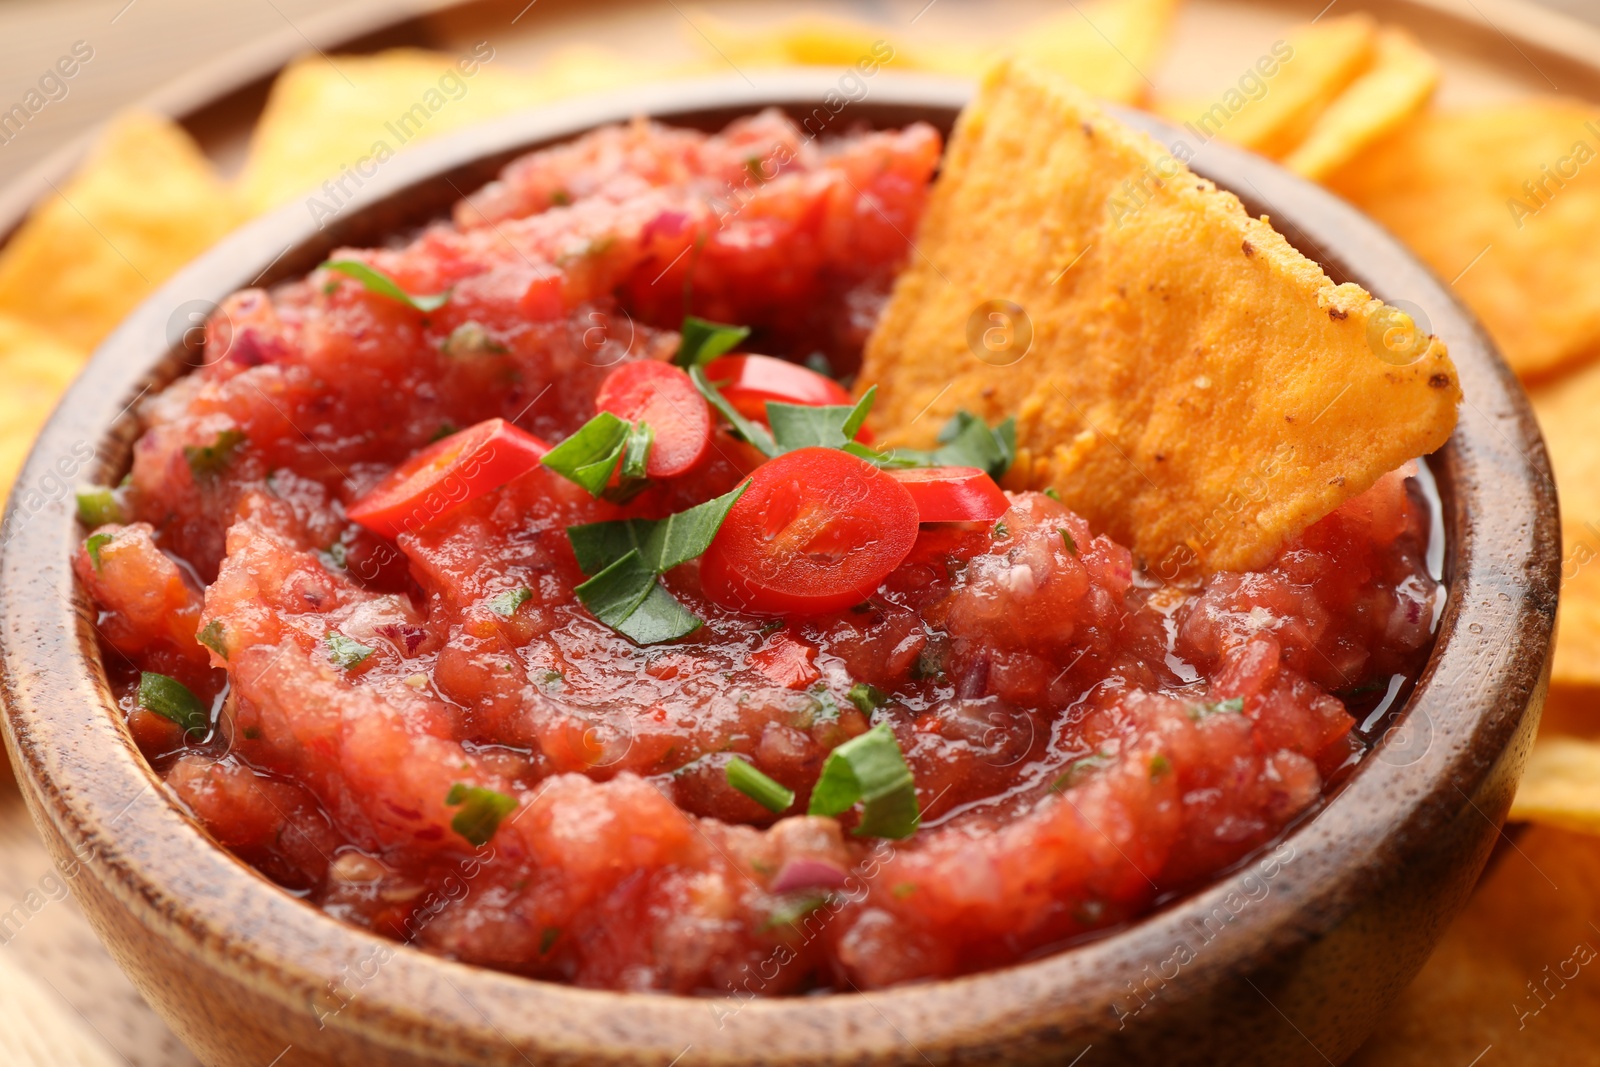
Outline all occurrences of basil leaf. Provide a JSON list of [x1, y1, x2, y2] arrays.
[[76, 486, 124, 526], [540, 412, 631, 497], [137, 672, 209, 737], [326, 631, 374, 669], [726, 757, 795, 813], [765, 386, 876, 452], [486, 587, 532, 617], [85, 532, 114, 571], [197, 620, 227, 659], [445, 783, 517, 847], [567, 483, 748, 576], [573, 549, 702, 644], [621, 421, 654, 481], [184, 428, 246, 482], [689, 365, 777, 457], [807, 724, 920, 838], [674, 316, 750, 369], [325, 260, 450, 313]]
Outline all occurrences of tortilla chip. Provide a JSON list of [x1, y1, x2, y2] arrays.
[[1510, 736, 1600, 834], [237, 47, 663, 214], [1529, 360, 1600, 688], [1157, 14, 1377, 159], [689, 0, 1179, 103], [859, 59, 1460, 575], [0, 313, 90, 505], [1283, 28, 1439, 180], [1350, 826, 1600, 1066], [0, 111, 241, 351], [1326, 101, 1600, 381]]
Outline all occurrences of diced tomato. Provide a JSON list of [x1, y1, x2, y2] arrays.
[[594, 360, 712, 478], [346, 419, 549, 539], [749, 632, 821, 689], [701, 448, 918, 616], [704, 354, 874, 443], [889, 466, 1009, 523]]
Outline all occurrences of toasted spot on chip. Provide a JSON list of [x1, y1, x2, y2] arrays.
[[1327, 100, 1600, 381], [1284, 27, 1439, 180], [0, 111, 241, 351], [1511, 736, 1600, 834], [1157, 13, 1377, 160], [0, 314, 90, 506], [859, 58, 1460, 575], [1530, 360, 1600, 688]]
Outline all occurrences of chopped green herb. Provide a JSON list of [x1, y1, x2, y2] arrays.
[[325, 632, 374, 669], [84, 532, 114, 571], [1052, 752, 1113, 792], [197, 620, 227, 660], [567, 483, 747, 576], [539, 926, 561, 953], [1150, 754, 1173, 780], [892, 881, 918, 899], [726, 757, 795, 813], [75, 487, 124, 526], [137, 672, 209, 737], [689, 364, 778, 456], [574, 550, 702, 645], [429, 422, 459, 444], [888, 411, 1016, 479], [242, 725, 262, 740], [1189, 697, 1244, 720], [759, 618, 785, 636], [847, 682, 887, 714], [442, 321, 507, 356], [992, 521, 1009, 539], [487, 587, 532, 617], [549, 189, 571, 206], [765, 386, 876, 452], [444, 783, 517, 847], [1044, 487, 1062, 502], [761, 893, 827, 931], [911, 643, 946, 682], [808, 724, 920, 839], [542, 670, 564, 687], [540, 412, 632, 497], [318, 541, 348, 571], [674, 315, 750, 369], [804, 351, 834, 378], [620, 421, 653, 481], [323, 259, 450, 312], [1059, 528, 1078, 555], [745, 156, 769, 183], [184, 428, 246, 482]]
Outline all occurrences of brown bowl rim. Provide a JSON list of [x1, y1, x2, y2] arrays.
[[0, 71, 1560, 1064]]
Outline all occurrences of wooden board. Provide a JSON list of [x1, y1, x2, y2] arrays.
[[2, 0, 1598, 1063]]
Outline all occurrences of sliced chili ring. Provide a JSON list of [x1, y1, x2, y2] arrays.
[[347, 418, 549, 539], [700, 447, 918, 616], [594, 359, 712, 478], [889, 466, 1010, 523]]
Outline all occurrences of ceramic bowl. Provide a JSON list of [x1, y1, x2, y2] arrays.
[[0, 72, 1561, 1067]]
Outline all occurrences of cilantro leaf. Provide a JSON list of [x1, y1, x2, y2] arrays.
[[540, 412, 631, 497], [325, 632, 374, 669], [184, 428, 246, 482], [486, 587, 532, 617], [137, 672, 209, 738], [573, 550, 702, 644], [197, 620, 228, 659], [674, 316, 750, 369], [566, 483, 747, 576], [324, 260, 450, 313], [445, 783, 517, 847], [807, 724, 920, 838]]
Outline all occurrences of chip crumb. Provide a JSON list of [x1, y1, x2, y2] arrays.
[[1242, 240, 1255, 257]]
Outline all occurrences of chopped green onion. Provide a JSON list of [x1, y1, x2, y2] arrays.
[[566, 484, 747, 576], [137, 672, 209, 737], [324, 260, 450, 313], [726, 757, 795, 813], [184, 428, 246, 482], [1189, 697, 1244, 720], [540, 412, 631, 497], [1059, 528, 1078, 555], [674, 315, 751, 369], [847, 682, 886, 714], [486, 587, 532, 617], [197, 620, 227, 660], [445, 783, 517, 847], [76, 487, 124, 526], [620, 421, 653, 481], [573, 550, 702, 645], [807, 724, 920, 839], [325, 632, 374, 669], [442, 321, 507, 356], [84, 532, 113, 571]]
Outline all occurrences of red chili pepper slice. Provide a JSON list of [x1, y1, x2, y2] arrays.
[[594, 360, 712, 478], [888, 466, 1010, 523], [347, 419, 549, 539], [700, 447, 918, 616]]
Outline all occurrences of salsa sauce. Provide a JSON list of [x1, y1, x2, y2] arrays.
[[74, 112, 1441, 994]]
